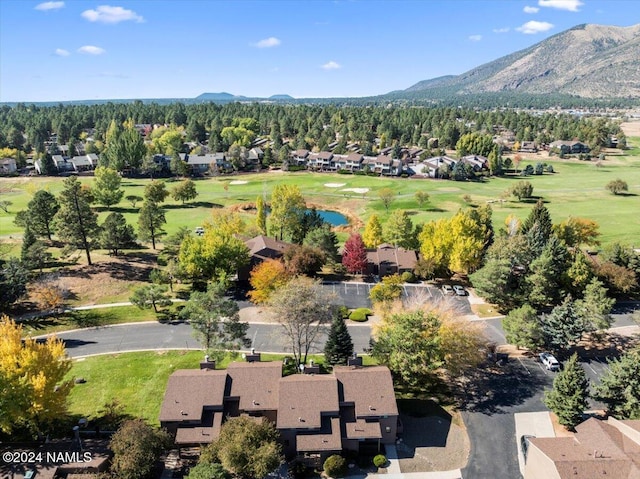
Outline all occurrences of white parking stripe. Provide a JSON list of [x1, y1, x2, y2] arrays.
[[517, 357, 531, 375], [584, 362, 599, 376]]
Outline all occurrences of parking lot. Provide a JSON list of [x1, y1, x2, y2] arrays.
[[321, 281, 472, 314]]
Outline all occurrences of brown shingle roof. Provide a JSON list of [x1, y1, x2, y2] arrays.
[[175, 411, 223, 444], [529, 418, 640, 479], [277, 375, 339, 429], [159, 369, 227, 422], [245, 235, 291, 260], [334, 366, 398, 418], [366, 245, 418, 271], [345, 419, 382, 440], [227, 361, 282, 412], [296, 417, 342, 452]]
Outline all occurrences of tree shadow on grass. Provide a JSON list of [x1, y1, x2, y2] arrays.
[[163, 201, 223, 209]]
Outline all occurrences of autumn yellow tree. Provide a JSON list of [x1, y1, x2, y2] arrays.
[[362, 215, 383, 249], [248, 260, 291, 304], [0, 315, 73, 434], [553, 217, 601, 248]]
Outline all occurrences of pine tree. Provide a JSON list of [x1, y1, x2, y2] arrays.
[[138, 200, 166, 250], [324, 316, 354, 365], [540, 296, 586, 353], [543, 353, 589, 430], [593, 347, 640, 419], [522, 199, 553, 253], [21, 225, 37, 265]]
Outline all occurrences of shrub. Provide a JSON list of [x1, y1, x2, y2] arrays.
[[323, 455, 347, 478], [349, 308, 372, 322], [401, 271, 416, 283], [338, 305, 350, 319], [373, 455, 388, 468]]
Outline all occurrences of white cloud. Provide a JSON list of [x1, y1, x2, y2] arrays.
[[321, 61, 341, 70], [493, 27, 510, 33], [524, 5, 540, 13], [55, 48, 70, 56], [538, 0, 583, 11], [469, 34, 482, 42], [35, 1, 64, 11], [252, 37, 281, 48], [78, 45, 106, 55], [81, 5, 144, 24], [516, 20, 554, 34]]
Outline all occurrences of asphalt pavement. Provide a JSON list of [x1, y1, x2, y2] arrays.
[[54, 321, 372, 358]]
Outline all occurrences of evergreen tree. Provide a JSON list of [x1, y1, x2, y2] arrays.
[[39, 154, 57, 176], [255, 196, 267, 235], [575, 278, 615, 331], [593, 347, 640, 419], [100, 212, 136, 255], [53, 176, 99, 265], [543, 353, 589, 430], [324, 316, 354, 366], [303, 225, 339, 262], [502, 304, 543, 351], [522, 199, 553, 252], [540, 296, 586, 353], [138, 201, 166, 250], [14, 190, 59, 240], [21, 225, 37, 265]]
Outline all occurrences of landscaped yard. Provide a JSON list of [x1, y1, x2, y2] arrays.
[[1, 137, 639, 246]]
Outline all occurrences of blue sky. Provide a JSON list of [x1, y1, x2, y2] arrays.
[[0, 0, 637, 102]]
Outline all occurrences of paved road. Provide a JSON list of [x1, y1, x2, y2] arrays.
[[55, 321, 372, 358]]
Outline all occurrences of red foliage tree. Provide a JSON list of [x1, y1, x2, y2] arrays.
[[342, 233, 368, 274]]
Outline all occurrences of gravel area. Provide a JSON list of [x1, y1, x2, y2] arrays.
[[396, 414, 470, 473]]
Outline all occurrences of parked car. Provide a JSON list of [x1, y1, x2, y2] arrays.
[[442, 284, 454, 295], [539, 352, 560, 371], [194, 226, 205, 236], [453, 285, 467, 296]]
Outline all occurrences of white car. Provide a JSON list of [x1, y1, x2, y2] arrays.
[[453, 285, 467, 296], [442, 284, 454, 295], [539, 352, 560, 371]]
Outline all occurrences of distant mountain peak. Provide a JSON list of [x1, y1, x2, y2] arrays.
[[405, 23, 640, 99]]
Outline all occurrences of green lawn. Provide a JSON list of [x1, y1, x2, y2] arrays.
[[65, 351, 377, 425], [2, 137, 639, 245]]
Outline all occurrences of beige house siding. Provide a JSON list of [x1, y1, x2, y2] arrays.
[[524, 444, 561, 479]]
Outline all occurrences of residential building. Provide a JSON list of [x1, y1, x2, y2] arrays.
[[185, 153, 230, 175], [519, 141, 538, 153], [549, 140, 590, 154], [366, 244, 419, 277], [524, 417, 640, 479], [159, 358, 400, 466], [0, 158, 17, 174], [460, 155, 488, 171], [237, 235, 293, 280]]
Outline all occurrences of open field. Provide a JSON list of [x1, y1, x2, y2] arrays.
[[65, 351, 377, 425], [1, 136, 639, 247]]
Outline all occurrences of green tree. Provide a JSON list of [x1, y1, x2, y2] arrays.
[[255, 195, 267, 235], [15, 189, 59, 240], [323, 455, 347, 478], [53, 176, 99, 265], [540, 296, 586, 353], [502, 304, 544, 351], [384, 211, 416, 249], [378, 188, 396, 212], [525, 236, 569, 308], [129, 284, 172, 313], [170, 155, 189, 177], [324, 316, 354, 366], [171, 178, 198, 205], [268, 184, 306, 241], [93, 166, 124, 209], [186, 463, 230, 479], [0, 316, 73, 434], [110, 419, 170, 479], [456, 132, 495, 157], [100, 212, 136, 255], [180, 282, 249, 361], [371, 309, 443, 390], [126, 194, 143, 208], [593, 347, 640, 419], [522, 199, 554, 254], [369, 274, 404, 308], [606, 179, 628, 195], [102, 120, 146, 172], [362, 214, 384, 249], [414, 190, 430, 208], [303, 225, 339, 262], [21, 224, 37, 265], [205, 416, 282, 479], [0, 258, 29, 308], [269, 277, 337, 368], [138, 200, 166, 249], [509, 180, 534, 201], [143, 180, 169, 204], [543, 353, 590, 430]]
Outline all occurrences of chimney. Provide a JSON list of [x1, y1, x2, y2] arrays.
[[200, 355, 216, 370], [245, 350, 261, 362], [347, 353, 363, 367]]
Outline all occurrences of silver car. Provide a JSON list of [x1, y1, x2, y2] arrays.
[[539, 352, 560, 371]]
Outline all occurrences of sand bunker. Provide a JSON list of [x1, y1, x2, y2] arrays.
[[341, 188, 369, 194], [324, 183, 346, 188], [228, 180, 248, 185]]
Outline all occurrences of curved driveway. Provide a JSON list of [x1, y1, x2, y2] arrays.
[[55, 321, 372, 358]]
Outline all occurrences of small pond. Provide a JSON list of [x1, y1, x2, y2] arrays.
[[316, 209, 349, 226]]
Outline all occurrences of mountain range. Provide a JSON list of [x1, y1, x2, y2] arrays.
[[403, 23, 640, 99]]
